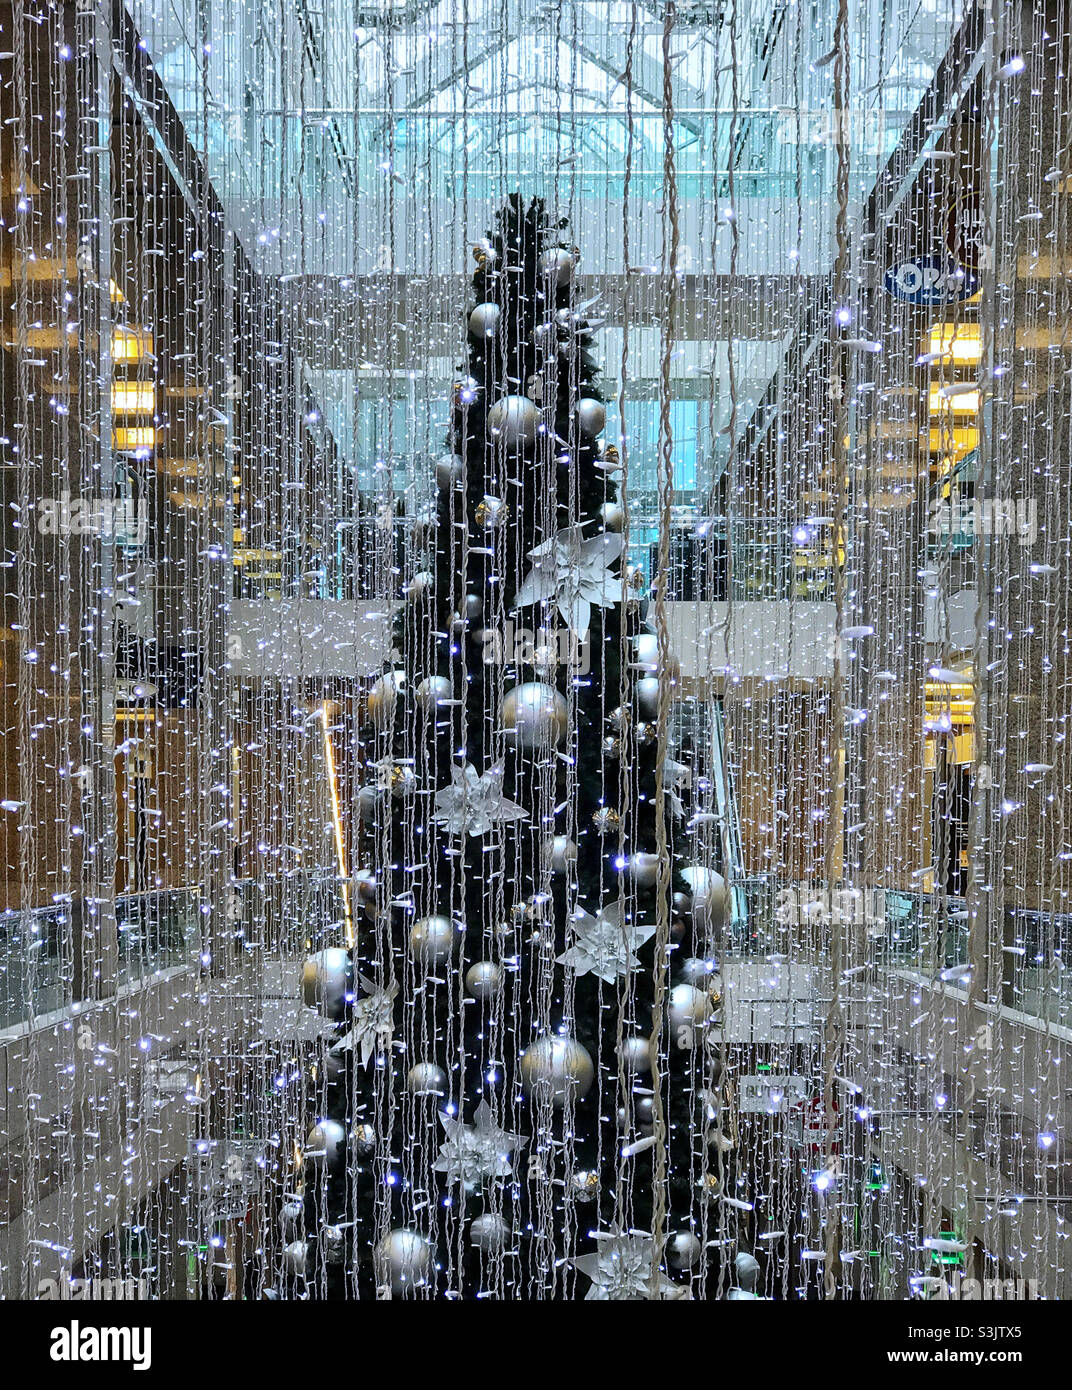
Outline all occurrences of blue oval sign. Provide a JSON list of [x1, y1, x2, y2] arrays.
[[884, 255, 979, 304]]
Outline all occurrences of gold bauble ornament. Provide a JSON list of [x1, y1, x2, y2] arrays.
[[607, 704, 631, 734], [572, 1169, 600, 1202], [389, 763, 416, 798], [475, 496, 509, 528], [592, 806, 622, 834]]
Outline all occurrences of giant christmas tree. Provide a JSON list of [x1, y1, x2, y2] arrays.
[[295, 196, 734, 1300]]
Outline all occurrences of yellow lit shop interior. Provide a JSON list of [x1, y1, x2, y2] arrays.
[[0, 0, 1070, 1302]]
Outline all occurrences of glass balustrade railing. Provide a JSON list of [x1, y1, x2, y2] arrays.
[[729, 877, 1072, 1032], [7, 872, 1066, 1036], [0, 888, 201, 1031], [0, 870, 352, 1032]]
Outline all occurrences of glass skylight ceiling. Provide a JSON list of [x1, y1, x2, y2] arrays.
[[123, 0, 970, 521], [129, 0, 964, 277]]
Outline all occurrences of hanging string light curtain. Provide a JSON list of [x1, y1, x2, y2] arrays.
[[0, 0, 1069, 1304]]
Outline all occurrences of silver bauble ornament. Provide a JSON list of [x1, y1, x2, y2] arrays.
[[351, 1122, 376, 1159], [322, 1225, 347, 1265], [282, 1240, 308, 1277], [436, 453, 464, 490], [634, 632, 660, 671], [469, 1213, 510, 1254], [576, 397, 606, 438], [413, 507, 438, 542], [406, 570, 434, 601], [407, 1061, 448, 1096], [465, 960, 502, 1000], [538, 247, 576, 286], [667, 1231, 703, 1271], [357, 784, 381, 820], [618, 1094, 655, 1132], [301, 947, 353, 1021], [624, 851, 660, 889], [668, 983, 714, 1047], [520, 1035, 594, 1106], [487, 394, 539, 449], [367, 671, 404, 727], [409, 914, 458, 969], [415, 675, 452, 715], [468, 302, 502, 339], [375, 1229, 433, 1294], [735, 1251, 761, 1291], [636, 676, 661, 720], [681, 866, 730, 935], [549, 834, 578, 874], [280, 1199, 304, 1235], [680, 956, 718, 987], [699, 1087, 721, 1126], [600, 502, 625, 532], [304, 1118, 347, 1170], [465, 593, 484, 622], [636, 633, 679, 676], [626, 563, 646, 592], [618, 1034, 652, 1074], [632, 631, 679, 678], [353, 867, 378, 908], [501, 682, 568, 749], [530, 638, 560, 674]]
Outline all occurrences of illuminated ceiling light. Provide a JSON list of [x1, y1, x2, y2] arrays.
[[114, 425, 155, 452], [112, 327, 152, 362], [157, 459, 201, 479], [927, 426, 979, 458], [112, 381, 155, 413], [928, 384, 980, 417], [925, 322, 982, 365], [7, 326, 76, 351]]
